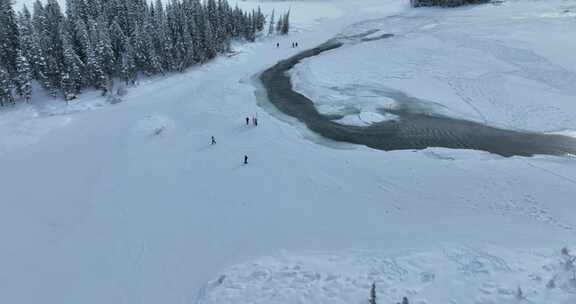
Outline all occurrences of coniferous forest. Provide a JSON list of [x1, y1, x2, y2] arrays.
[[0, 0, 290, 105]]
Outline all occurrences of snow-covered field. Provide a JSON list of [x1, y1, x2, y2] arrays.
[[199, 246, 576, 304], [1, 1, 576, 304], [291, 0, 576, 132]]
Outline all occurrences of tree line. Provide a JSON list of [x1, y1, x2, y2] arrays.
[[0, 0, 290, 106], [410, 0, 490, 8]]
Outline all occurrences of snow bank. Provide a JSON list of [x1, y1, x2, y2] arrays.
[[199, 246, 576, 304]]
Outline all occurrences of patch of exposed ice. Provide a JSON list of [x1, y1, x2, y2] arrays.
[[548, 130, 576, 139], [335, 111, 398, 127]]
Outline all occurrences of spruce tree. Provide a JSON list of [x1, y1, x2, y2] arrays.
[[276, 13, 283, 34], [61, 28, 83, 98], [268, 9, 275, 36], [18, 6, 50, 91], [0, 66, 14, 106], [120, 35, 136, 84], [281, 11, 290, 35], [0, 0, 20, 76], [14, 50, 32, 102], [94, 15, 115, 77]]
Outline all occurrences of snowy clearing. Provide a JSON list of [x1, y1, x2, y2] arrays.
[[1, 1, 576, 304]]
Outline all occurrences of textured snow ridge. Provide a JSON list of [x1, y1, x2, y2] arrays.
[[198, 247, 576, 304]]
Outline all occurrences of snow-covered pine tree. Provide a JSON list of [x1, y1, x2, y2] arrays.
[[0, 66, 14, 106], [205, 0, 219, 50], [109, 20, 126, 76], [268, 9, 275, 36], [18, 6, 50, 91], [131, 22, 149, 74], [243, 11, 255, 42], [152, 0, 172, 71], [276, 12, 283, 34], [14, 50, 32, 102], [61, 28, 83, 99], [72, 17, 90, 64], [201, 15, 217, 60], [0, 0, 20, 77], [281, 10, 290, 35], [255, 6, 265, 32], [3, 0, 271, 101], [120, 35, 136, 85], [84, 19, 107, 91], [94, 15, 115, 78], [32, 0, 65, 96], [143, 11, 163, 74], [85, 44, 106, 90], [217, 0, 232, 52]]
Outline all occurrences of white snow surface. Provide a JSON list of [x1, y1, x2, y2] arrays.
[[198, 246, 576, 304], [291, 0, 576, 131], [1, 1, 576, 304]]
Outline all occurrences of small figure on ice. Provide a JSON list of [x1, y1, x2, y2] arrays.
[[276, 42, 280, 48], [211, 136, 216, 145], [244, 155, 248, 164], [246, 117, 250, 125]]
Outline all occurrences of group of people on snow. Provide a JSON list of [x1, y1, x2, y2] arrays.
[[211, 116, 259, 164], [276, 42, 299, 48], [245, 116, 258, 126], [212, 39, 298, 164]]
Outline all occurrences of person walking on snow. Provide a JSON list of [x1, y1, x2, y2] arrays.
[[246, 117, 250, 125], [254, 117, 258, 126], [244, 155, 248, 164], [276, 42, 280, 48], [211, 136, 216, 145]]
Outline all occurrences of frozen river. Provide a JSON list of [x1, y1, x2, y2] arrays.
[[260, 32, 576, 157]]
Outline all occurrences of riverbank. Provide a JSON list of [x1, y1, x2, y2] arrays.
[[260, 32, 576, 157]]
